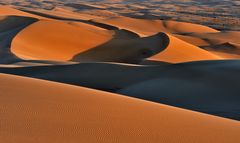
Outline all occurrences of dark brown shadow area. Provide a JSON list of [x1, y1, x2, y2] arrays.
[[0, 15, 38, 64], [71, 31, 170, 64], [1, 60, 240, 120]]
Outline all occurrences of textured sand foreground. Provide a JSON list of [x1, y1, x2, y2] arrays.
[[0, 2, 240, 143], [1, 73, 240, 143]]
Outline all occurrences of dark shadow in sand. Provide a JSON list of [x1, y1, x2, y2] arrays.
[[1, 60, 240, 120], [0, 15, 38, 64], [71, 31, 170, 64]]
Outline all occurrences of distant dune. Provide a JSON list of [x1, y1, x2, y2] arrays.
[[0, 5, 43, 19], [149, 34, 221, 63], [94, 17, 218, 37], [11, 19, 113, 61]]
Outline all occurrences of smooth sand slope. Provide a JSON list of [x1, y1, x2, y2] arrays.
[[94, 17, 218, 37], [148, 34, 221, 63], [1, 60, 240, 120], [93, 16, 240, 61], [1, 73, 240, 143], [0, 6, 43, 19], [11, 20, 113, 61], [171, 32, 240, 59], [92, 17, 223, 63]]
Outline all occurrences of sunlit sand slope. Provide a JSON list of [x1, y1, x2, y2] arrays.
[[0, 73, 240, 143], [11, 20, 113, 61], [94, 17, 218, 36], [1, 60, 240, 120]]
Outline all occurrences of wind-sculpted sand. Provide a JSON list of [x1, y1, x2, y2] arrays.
[[11, 20, 113, 61], [0, 3, 240, 143], [1, 73, 240, 143]]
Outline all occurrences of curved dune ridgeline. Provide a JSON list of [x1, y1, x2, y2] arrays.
[[72, 32, 169, 63], [93, 17, 219, 37], [148, 34, 222, 63], [1, 60, 240, 120], [11, 20, 113, 61], [0, 73, 240, 143], [0, 15, 38, 64]]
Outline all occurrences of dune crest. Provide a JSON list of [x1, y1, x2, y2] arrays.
[[149, 34, 221, 63], [11, 20, 113, 61], [0, 6, 43, 19], [94, 17, 218, 37], [72, 32, 169, 63]]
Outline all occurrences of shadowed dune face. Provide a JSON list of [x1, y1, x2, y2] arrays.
[[117, 60, 240, 120], [72, 32, 170, 63], [0, 15, 38, 64], [1, 73, 240, 143], [1, 60, 240, 120], [11, 20, 113, 61], [0, 15, 37, 33]]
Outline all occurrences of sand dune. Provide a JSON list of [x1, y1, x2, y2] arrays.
[[190, 31, 240, 45], [0, 5, 43, 19], [20, 7, 112, 21], [1, 73, 240, 143], [175, 32, 240, 59], [94, 17, 218, 37], [149, 34, 221, 63], [0, 15, 37, 64], [72, 32, 169, 63], [1, 7, 224, 63], [117, 60, 240, 120], [11, 19, 113, 61], [1, 60, 240, 120]]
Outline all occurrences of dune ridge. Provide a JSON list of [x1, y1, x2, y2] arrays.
[[0, 15, 38, 64], [1, 60, 240, 120], [0, 73, 240, 143], [11, 19, 113, 61]]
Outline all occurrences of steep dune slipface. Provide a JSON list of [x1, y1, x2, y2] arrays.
[[0, 16, 37, 33], [11, 20, 113, 61], [0, 73, 240, 143], [118, 60, 240, 120], [1, 60, 240, 120], [0, 15, 38, 63], [94, 17, 218, 37], [72, 32, 169, 63], [149, 34, 221, 63]]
